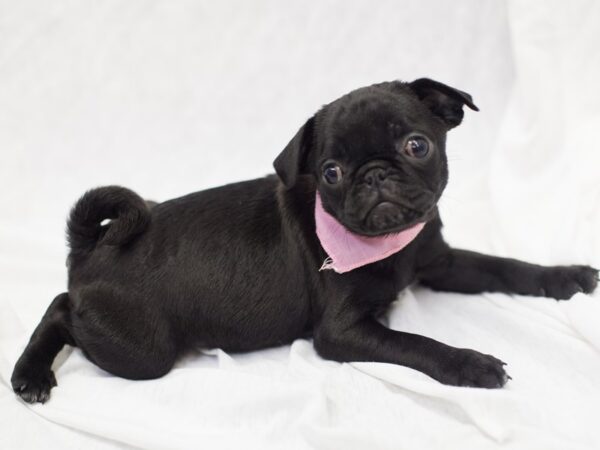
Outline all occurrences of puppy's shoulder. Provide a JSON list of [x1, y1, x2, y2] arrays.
[[413, 211, 449, 267]]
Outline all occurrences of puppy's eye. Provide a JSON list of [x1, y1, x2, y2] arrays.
[[404, 136, 430, 159], [323, 164, 342, 184]]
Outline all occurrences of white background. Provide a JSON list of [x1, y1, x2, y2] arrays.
[[1, 1, 599, 449]]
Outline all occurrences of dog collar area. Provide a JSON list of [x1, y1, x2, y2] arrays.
[[314, 192, 425, 273]]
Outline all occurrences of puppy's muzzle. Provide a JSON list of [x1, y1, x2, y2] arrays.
[[357, 166, 434, 233], [368, 201, 405, 230], [364, 167, 387, 189]]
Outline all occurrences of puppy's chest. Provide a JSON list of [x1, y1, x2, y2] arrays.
[[374, 250, 419, 290], [344, 253, 418, 314], [371, 274, 415, 319]]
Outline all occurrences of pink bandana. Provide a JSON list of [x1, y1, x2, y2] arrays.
[[315, 192, 425, 274]]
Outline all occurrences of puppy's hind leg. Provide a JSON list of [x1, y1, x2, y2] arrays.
[[71, 287, 178, 381], [11, 292, 75, 403]]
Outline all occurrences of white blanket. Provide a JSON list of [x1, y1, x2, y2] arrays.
[[1, 1, 599, 449]]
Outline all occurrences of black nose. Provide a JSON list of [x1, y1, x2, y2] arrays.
[[364, 168, 386, 187]]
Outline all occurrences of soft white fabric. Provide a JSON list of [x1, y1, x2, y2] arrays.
[[1, 1, 599, 449]]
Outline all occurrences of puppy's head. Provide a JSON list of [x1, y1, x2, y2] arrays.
[[274, 78, 478, 236]]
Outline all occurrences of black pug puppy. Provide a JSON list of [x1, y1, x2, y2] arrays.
[[12, 78, 599, 403]]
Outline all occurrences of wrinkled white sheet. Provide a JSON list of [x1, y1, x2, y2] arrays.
[[1, 1, 599, 449]]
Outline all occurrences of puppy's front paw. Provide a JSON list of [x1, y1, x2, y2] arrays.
[[11, 365, 57, 404], [539, 265, 598, 300], [438, 348, 509, 389]]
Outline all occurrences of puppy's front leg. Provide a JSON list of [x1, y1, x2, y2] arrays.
[[314, 313, 508, 388], [419, 249, 598, 300]]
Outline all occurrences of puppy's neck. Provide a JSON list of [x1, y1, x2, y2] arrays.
[[315, 192, 425, 273]]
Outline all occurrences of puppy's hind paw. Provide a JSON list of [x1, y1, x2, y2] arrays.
[[11, 367, 57, 404]]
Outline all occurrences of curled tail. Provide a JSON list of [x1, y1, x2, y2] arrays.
[[67, 186, 151, 256]]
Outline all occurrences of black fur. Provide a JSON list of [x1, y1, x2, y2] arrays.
[[67, 186, 151, 261], [12, 79, 598, 403]]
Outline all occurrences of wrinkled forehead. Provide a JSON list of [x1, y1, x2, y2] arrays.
[[319, 89, 442, 160]]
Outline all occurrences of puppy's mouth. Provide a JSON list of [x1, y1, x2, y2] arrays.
[[347, 201, 435, 237]]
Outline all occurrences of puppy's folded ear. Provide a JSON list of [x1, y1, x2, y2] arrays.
[[409, 78, 479, 129], [273, 116, 315, 189]]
